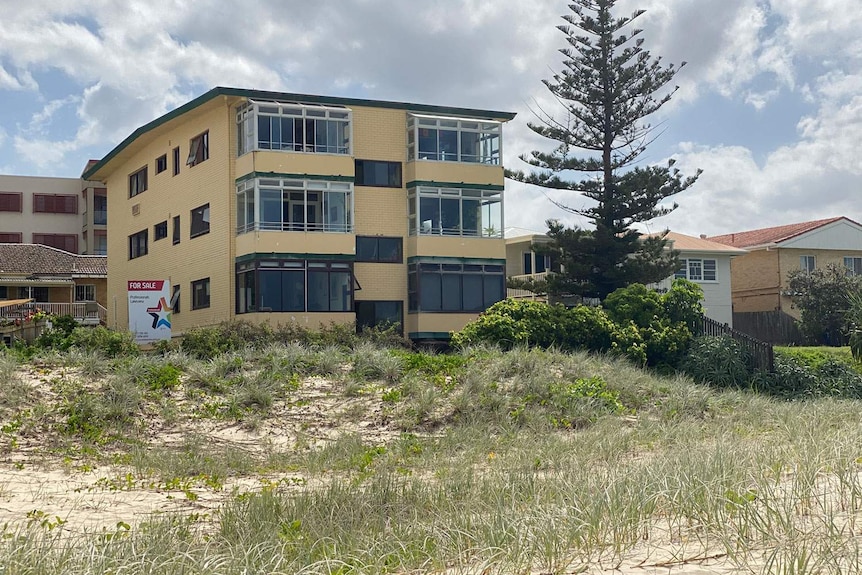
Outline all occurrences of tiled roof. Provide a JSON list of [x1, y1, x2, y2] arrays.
[[662, 232, 747, 254], [707, 217, 851, 248], [0, 244, 106, 276]]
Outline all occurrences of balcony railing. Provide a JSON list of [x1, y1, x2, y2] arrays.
[[0, 301, 107, 325]]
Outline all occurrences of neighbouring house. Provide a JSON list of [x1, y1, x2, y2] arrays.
[[647, 232, 747, 326], [0, 243, 107, 325], [81, 86, 515, 341], [0, 172, 108, 255], [708, 217, 862, 326], [503, 230, 745, 326]]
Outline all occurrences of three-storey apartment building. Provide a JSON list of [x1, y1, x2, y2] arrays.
[[83, 87, 515, 341]]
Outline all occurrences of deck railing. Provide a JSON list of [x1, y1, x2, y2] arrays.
[[0, 302, 107, 326]]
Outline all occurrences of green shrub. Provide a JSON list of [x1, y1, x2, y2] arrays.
[[67, 326, 139, 357], [663, 279, 705, 332], [604, 283, 663, 328], [563, 305, 615, 351], [682, 336, 753, 388]]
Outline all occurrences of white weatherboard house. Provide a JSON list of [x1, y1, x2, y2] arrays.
[[648, 232, 747, 327]]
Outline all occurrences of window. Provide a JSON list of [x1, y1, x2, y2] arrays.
[[33, 194, 77, 214], [33, 233, 78, 252], [129, 167, 148, 197], [19, 286, 49, 301], [355, 160, 402, 188], [95, 232, 107, 255], [407, 114, 502, 164], [93, 193, 107, 225], [356, 301, 403, 333], [172, 215, 181, 245], [675, 258, 717, 282], [154, 220, 168, 241], [0, 232, 22, 243], [172, 146, 180, 176], [236, 177, 353, 234], [192, 278, 210, 309], [522, 253, 532, 275], [75, 284, 95, 302], [408, 186, 502, 238], [0, 286, 6, 299], [236, 259, 353, 313], [408, 262, 505, 312], [190, 204, 210, 238], [128, 229, 148, 259], [187, 131, 209, 167], [156, 154, 167, 174], [356, 236, 402, 263], [171, 284, 180, 314], [800, 255, 816, 273], [236, 100, 351, 156], [845, 257, 862, 276], [0, 192, 22, 212]]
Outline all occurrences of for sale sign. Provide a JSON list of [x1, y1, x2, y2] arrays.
[[128, 280, 172, 344]]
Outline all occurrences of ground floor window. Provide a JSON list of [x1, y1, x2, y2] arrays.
[[356, 301, 403, 333], [192, 278, 210, 310], [236, 259, 353, 313], [18, 286, 49, 301], [408, 261, 504, 312]]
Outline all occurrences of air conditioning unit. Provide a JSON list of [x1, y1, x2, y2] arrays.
[[132, 203, 140, 216]]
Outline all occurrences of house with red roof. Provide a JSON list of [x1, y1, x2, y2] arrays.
[[708, 217, 862, 321]]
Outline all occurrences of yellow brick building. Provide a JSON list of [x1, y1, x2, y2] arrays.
[[82, 87, 515, 342]]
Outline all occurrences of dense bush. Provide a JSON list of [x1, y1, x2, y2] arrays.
[[453, 280, 703, 368], [682, 336, 754, 388]]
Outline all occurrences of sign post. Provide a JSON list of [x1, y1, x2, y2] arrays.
[[127, 280, 172, 344]]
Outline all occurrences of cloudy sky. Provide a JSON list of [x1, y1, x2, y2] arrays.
[[0, 0, 860, 237]]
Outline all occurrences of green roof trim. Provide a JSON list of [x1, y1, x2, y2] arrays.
[[406, 180, 504, 191], [406, 256, 505, 265], [235, 252, 355, 264], [236, 171, 354, 184], [82, 86, 516, 181]]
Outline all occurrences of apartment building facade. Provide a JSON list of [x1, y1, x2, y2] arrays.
[[0, 174, 107, 255], [83, 87, 515, 340]]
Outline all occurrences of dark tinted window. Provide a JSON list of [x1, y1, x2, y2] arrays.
[[356, 236, 402, 263], [355, 160, 402, 187]]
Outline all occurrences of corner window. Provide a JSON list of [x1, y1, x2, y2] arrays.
[[172, 215, 181, 245], [129, 167, 148, 197], [75, 284, 95, 302], [407, 114, 501, 165], [156, 154, 167, 174], [355, 160, 402, 188], [236, 259, 353, 314], [0, 192, 22, 212], [192, 278, 210, 309], [187, 131, 209, 167], [154, 220, 168, 241], [800, 255, 815, 273], [129, 229, 148, 259], [408, 186, 502, 238], [356, 236, 402, 263], [190, 204, 210, 238], [408, 262, 505, 313], [236, 100, 351, 156]]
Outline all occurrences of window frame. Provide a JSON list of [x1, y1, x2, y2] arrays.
[[355, 300, 403, 334], [128, 229, 148, 260], [407, 113, 502, 165], [172, 215, 181, 245], [407, 261, 505, 313], [154, 220, 168, 241], [845, 257, 862, 277], [0, 192, 22, 213], [236, 177, 353, 234], [155, 154, 168, 174], [236, 100, 352, 156], [356, 236, 402, 263], [800, 255, 816, 273], [675, 258, 718, 282], [190, 204, 210, 238], [191, 278, 211, 310], [32, 233, 78, 252], [408, 185, 502, 238], [129, 166, 148, 197], [354, 160, 402, 188], [235, 259, 354, 314], [187, 131, 209, 167], [74, 284, 96, 302], [172, 146, 180, 176], [33, 194, 78, 214]]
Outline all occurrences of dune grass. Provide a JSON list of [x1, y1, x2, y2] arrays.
[[1, 344, 861, 573]]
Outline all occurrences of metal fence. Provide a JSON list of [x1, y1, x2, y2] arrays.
[[698, 316, 775, 372]]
